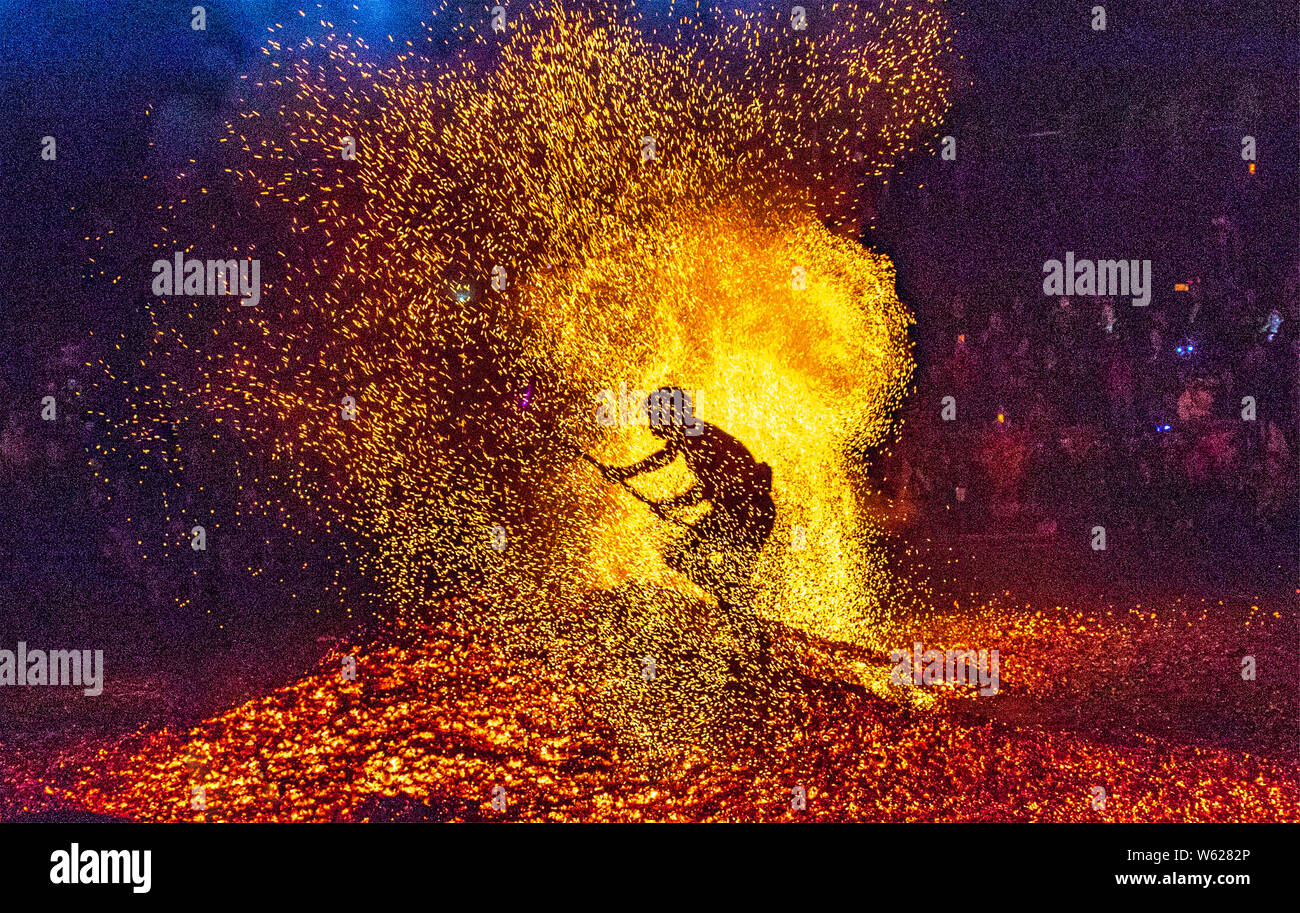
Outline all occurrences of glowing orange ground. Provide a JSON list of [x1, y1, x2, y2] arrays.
[[1, 584, 1295, 822]]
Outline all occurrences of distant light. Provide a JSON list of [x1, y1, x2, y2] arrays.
[[1174, 282, 1189, 292], [1249, 162, 1256, 174], [1157, 424, 1171, 433], [996, 413, 1005, 423]]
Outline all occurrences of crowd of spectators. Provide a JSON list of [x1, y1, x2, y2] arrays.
[[886, 247, 1299, 554]]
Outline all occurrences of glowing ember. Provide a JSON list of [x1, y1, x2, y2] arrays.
[[1, 589, 1292, 822]]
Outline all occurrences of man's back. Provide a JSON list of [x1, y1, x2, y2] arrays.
[[678, 422, 766, 505]]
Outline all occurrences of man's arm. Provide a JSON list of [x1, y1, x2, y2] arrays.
[[603, 439, 679, 481], [655, 484, 704, 511]]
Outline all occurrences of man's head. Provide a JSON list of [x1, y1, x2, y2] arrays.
[[644, 386, 701, 438]]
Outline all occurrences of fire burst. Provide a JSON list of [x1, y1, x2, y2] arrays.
[[92, 6, 950, 650]]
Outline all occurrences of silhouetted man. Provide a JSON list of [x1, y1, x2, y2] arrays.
[[595, 387, 775, 612]]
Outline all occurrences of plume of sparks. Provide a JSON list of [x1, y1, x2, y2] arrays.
[[87, 0, 955, 763]]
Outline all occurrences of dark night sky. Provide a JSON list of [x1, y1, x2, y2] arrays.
[[0, 0, 1295, 383]]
